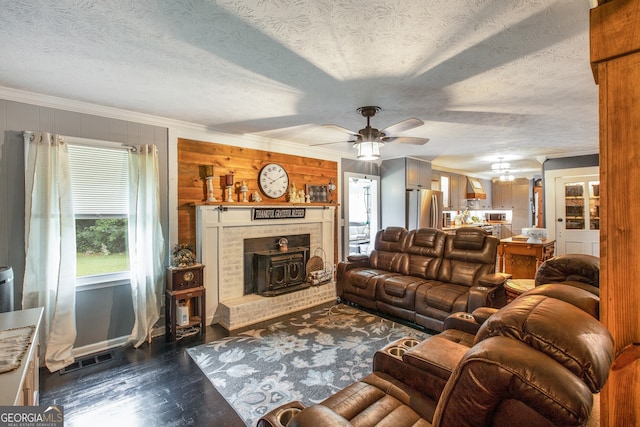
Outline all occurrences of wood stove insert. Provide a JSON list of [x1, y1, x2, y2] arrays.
[[254, 247, 309, 296]]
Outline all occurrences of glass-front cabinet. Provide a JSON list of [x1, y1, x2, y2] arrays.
[[588, 181, 600, 230], [564, 181, 599, 230]]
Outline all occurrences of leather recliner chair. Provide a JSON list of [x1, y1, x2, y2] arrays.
[[534, 253, 600, 296], [258, 284, 614, 427]]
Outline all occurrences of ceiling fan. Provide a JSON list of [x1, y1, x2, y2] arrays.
[[316, 106, 429, 160]]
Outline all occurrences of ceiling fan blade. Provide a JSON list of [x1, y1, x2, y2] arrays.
[[322, 124, 360, 136], [381, 136, 430, 145], [310, 140, 357, 147], [380, 118, 424, 135]]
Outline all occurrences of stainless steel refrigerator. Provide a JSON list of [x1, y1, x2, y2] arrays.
[[406, 189, 444, 230]]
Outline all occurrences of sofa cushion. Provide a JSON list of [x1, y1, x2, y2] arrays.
[[452, 227, 485, 250], [403, 335, 469, 381], [418, 283, 469, 313], [382, 277, 416, 298], [345, 269, 381, 290], [475, 294, 614, 392], [318, 372, 436, 426], [404, 228, 445, 279], [437, 229, 498, 287], [534, 254, 599, 289], [375, 227, 408, 251], [520, 283, 599, 319], [369, 251, 409, 275]]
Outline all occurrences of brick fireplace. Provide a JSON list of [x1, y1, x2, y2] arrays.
[[196, 205, 336, 330]]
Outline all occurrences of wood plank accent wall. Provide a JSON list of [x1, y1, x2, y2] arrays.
[[177, 138, 338, 252], [591, 1, 640, 425]]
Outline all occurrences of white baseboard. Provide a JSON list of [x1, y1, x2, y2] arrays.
[[72, 336, 130, 358], [72, 326, 167, 358]]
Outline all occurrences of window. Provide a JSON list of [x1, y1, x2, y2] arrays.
[[68, 143, 130, 285]]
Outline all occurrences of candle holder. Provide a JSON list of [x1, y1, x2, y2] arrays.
[[205, 176, 216, 202], [203, 166, 216, 202], [240, 180, 249, 202], [225, 174, 234, 202]]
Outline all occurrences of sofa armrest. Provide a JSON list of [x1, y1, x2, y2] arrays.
[[443, 312, 482, 335], [257, 401, 306, 427], [288, 405, 351, 427], [336, 258, 369, 277], [471, 306, 499, 323], [478, 272, 511, 287], [347, 254, 369, 262], [402, 336, 469, 380], [336, 257, 370, 298], [468, 281, 507, 312], [372, 336, 468, 403]]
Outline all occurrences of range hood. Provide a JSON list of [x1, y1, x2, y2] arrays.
[[466, 177, 487, 200]]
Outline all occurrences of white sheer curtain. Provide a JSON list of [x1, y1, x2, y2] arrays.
[[127, 144, 165, 348], [23, 131, 77, 372]]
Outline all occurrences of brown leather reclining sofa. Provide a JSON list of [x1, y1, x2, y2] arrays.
[[336, 226, 507, 332], [258, 284, 613, 427]]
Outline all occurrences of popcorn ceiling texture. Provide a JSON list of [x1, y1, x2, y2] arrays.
[[0, 1, 597, 177]]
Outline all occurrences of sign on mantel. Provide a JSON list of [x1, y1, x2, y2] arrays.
[[253, 208, 306, 220]]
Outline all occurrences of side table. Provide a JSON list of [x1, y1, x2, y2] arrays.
[[504, 279, 535, 303], [165, 286, 206, 342]]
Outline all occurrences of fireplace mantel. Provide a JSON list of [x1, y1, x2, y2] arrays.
[[196, 204, 336, 330]]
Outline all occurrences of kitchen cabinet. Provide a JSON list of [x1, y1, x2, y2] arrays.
[[512, 182, 529, 209], [492, 181, 512, 209], [492, 179, 529, 210], [479, 178, 493, 208], [405, 157, 430, 189], [445, 173, 465, 210], [433, 172, 469, 210]]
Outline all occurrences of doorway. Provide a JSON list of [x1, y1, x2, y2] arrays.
[[343, 172, 380, 257], [554, 175, 600, 256]]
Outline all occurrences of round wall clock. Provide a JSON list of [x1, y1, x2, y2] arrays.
[[259, 163, 289, 198]]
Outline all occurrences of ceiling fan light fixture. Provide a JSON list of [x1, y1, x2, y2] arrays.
[[356, 141, 381, 160]]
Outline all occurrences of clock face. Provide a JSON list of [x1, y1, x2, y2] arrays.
[[259, 163, 289, 198], [183, 271, 194, 282]]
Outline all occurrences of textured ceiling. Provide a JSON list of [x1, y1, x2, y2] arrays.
[[0, 0, 598, 179]]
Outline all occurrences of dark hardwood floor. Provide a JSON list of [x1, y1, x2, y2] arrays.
[[40, 325, 246, 427]]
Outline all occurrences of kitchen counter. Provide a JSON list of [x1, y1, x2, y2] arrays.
[[444, 223, 493, 230]]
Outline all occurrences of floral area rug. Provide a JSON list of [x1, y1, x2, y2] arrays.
[[187, 304, 430, 426]]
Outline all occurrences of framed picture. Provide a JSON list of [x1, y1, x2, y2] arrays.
[[306, 184, 328, 202]]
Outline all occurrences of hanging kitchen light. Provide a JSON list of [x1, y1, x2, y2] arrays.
[[499, 171, 515, 181], [491, 157, 511, 172]]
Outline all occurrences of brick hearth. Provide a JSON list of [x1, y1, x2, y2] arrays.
[[196, 205, 336, 330]]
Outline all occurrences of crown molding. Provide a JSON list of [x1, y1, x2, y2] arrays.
[[0, 86, 344, 162]]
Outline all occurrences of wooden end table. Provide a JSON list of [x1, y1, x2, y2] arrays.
[[165, 286, 206, 342], [504, 279, 536, 302]]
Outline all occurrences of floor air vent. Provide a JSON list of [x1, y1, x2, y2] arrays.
[[59, 351, 114, 374]]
